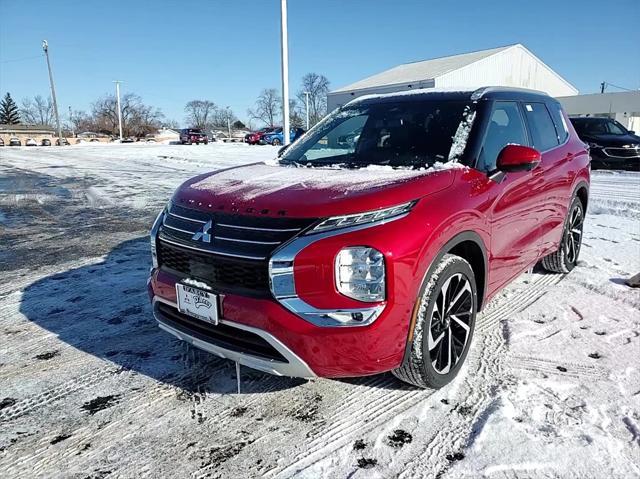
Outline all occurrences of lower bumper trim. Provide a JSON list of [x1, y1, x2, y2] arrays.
[[153, 297, 316, 378]]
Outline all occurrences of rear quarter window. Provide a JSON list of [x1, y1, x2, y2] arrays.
[[523, 102, 560, 151], [547, 103, 569, 143]]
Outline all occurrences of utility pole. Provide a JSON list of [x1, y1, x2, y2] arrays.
[[226, 106, 232, 139], [280, 0, 290, 145], [42, 40, 63, 145], [68, 105, 74, 137], [600, 82, 606, 94], [303, 91, 310, 130], [113, 81, 124, 141]]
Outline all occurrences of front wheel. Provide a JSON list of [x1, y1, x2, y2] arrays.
[[271, 138, 281, 146], [541, 196, 584, 273], [393, 254, 478, 389]]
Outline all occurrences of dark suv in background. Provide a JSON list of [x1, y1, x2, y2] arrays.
[[570, 117, 639, 170], [180, 128, 209, 145]]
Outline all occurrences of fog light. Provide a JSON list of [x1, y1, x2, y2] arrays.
[[335, 247, 385, 302]]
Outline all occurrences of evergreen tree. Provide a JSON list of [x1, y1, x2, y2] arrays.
[[0, 93, 21, 124]]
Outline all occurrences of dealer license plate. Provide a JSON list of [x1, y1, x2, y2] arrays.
[[175, 283, 219, 325]]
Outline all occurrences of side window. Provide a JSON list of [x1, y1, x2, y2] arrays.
[[547, 102, 569, 143], [524, 103, 560, 151], [479, 101, 527, 171]]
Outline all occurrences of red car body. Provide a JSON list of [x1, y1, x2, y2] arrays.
[[246, 127, 275, 145], [149, 87, 589, 381]]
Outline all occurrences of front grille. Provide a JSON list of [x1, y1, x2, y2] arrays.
[[157, 203, 317, 297], [156, 302, 286, 362], [158, 241, 270, 296], [602, 147, 640, 158]]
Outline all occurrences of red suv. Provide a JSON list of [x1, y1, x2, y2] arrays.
[[180, 128, 209, 145], [148, 87, 589, 388]]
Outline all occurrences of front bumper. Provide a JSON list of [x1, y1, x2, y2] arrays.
[[148, 267, 411, 378], [152, 296, 316, 377], [590, 149, 639, 170]]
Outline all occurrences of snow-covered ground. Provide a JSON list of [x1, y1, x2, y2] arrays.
[[0, 143, 639, 478]]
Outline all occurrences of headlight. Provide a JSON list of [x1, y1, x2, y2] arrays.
[[335, 247, 385, 302], [150, 201, 169, 268], [309, 201, 415, 234]]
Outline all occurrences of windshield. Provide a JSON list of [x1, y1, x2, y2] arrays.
[[280, 99, 475, 169], [572, 118, 628, 136]]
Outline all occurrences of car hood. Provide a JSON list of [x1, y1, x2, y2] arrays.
[[173, 162, 459, 218], [582, 133, 640, 146]]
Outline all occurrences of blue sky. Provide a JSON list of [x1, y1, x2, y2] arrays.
[[1, 0, 638, 126]]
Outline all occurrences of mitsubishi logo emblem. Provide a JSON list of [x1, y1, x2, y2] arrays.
[[192, 220, 213, 243]]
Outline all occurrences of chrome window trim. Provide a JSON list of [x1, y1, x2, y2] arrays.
[[158, 236, 266, 261], [152, 297, 316, 378], [268, 213, 408, 327]]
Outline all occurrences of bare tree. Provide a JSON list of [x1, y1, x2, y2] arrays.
[[289, 98, 304, 129], [184, 100, 217, 130], [68, 109, 93, 134], [20, 95, 54, 126], [296, 73, 330, 127], [248, 88, 281, 127], [92, 93, 164, 137]]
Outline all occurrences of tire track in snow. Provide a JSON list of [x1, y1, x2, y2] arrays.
[[266, 273, 564, 478]]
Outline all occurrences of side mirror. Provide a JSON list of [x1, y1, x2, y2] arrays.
[[496, 144, 541, 172], [628, 130, 635, 135]]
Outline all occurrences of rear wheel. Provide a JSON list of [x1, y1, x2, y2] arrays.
[[272, 138, 281, 146], [541, 196, 584, 273], [393, 254, 477, 389]]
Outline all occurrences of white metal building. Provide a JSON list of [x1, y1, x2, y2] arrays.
[[327, 44, 578, 111], [558, 91, 640, 132]]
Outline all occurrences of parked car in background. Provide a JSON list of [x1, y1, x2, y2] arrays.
[[9, 137, 21, 146], [180, 128, 208, 145], [148, 87, 589, 389], [41, 138, 51, 146], [570, 117, 640, 170], [56, 138, 70, 146], [246, 127, 276, 145], [121, 137, 135, 143], [262, 127, 305, 146]]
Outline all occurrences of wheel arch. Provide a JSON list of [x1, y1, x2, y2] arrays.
[[401, 230, 488, 365], [574, 180, 589, 212]]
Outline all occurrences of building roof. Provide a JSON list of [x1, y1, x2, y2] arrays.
[[332, 45, 514, 93], [0, 123, 55, 132]]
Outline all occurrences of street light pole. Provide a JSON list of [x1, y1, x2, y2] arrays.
[[303, 91, 310, 130], [42, 40, 63, 145], [113, 81, 123, 141], [226, 106, 232, 139], [280, 0, 290, 145], [68, 105, 74, 137]]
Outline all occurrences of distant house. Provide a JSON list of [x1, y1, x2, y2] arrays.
[[155, 128, 180, 143], [0, 124, 56, 143], [77, 131, 110, 139]]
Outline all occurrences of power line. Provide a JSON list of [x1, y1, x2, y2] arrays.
[[601, 81, 636, 93]]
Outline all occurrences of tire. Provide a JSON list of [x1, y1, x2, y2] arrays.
[[393, 254, 478, 389], [272, 138, 281, 146], [541, 196, 584, 273]]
